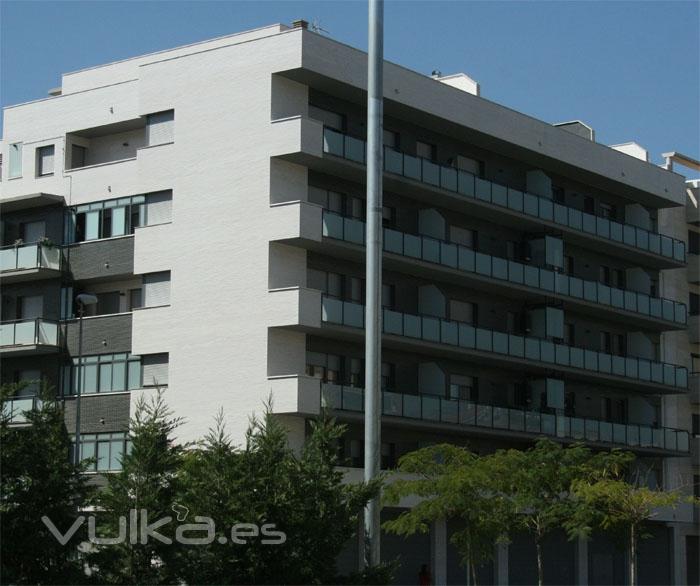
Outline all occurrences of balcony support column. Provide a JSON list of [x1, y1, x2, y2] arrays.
[[576, 537, 589, 585], [496, 542, 509, 585], [431, 518, 447, 585]]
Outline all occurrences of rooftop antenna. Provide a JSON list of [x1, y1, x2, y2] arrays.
[[311, 18, 329, 35]]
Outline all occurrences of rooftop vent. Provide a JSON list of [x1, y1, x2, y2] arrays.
[[292, 19, 309, 30], [610, 142, 649, 162], [554, 120, 595, 142], [434, 73, 480, 97], [48, 87, 62, 97]]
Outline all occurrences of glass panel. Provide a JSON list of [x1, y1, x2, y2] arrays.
[[492, 184, 507, 207], [384, 147, 403, 174], [128, 361, 142, 390], [476, 328, 492, 351], [97, 441, 110, 471], [112, 361, 126, 391], [110, 440, 124, 470], [403, 394, 420, 418], [493, 407, 508, 429], [507, 189, 523, 211], [422, 238, 440, 263], [440, 166, 457, 191], [345, 136, 365, 163], [404, 155, 421, 180], [476, 405, 492, 427], [422, 160, 440, 186], [344, 218, 364, 244], [458, 171, 475, 197], [383, 392, 402, 416], [441, 398, 458, 423], [475, 178, 491, 201], [459, 401, 476, 425], [523, 193, 538, 216], [344, 302, 364, 328], [322, 297, 343, 324], [422, 395, 440, 421], [475, 253, 491, 276], [323, 212, 343, 238], [422, 317, 440, 342], [85, 211, 100, 240], [323, 129, 344, 155]]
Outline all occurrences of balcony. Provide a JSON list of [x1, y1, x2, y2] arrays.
[[2, 396, 41, 424], [320, 296, 688, 393], [688, 196, 699, 225], [0, 319, 61, 355], [319, 128, 686, 269], [321, 384, 690, 455], [322, 211, 687, 331], [0, 242, 62, 283]]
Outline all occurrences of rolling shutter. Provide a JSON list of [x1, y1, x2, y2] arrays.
[[146, 110, 174, 146], [143, 272, 171, 307], [146, 191, 172, 225], [142, 353, 169, 387]]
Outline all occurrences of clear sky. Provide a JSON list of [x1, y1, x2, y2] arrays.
[[1, 1, 698, 168]]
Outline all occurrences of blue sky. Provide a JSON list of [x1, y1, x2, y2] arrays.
[[1, 1, 698, 167]]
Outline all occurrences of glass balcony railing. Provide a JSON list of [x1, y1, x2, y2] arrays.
[[0, 319, 60, 348], [321, 384, 690, 453], [322, 211, 687, 326], [322, 128, 686, 264], [0, 242, 62, 273], [2, 396, 41, 424], [321, 296, 688, 390]]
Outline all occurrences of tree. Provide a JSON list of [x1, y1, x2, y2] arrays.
[[88, 391, 184, 585], [0, 382, 94, 584], [382, 444, 515, 585], [497, 439, 611, 586], [567, 461, 698, 586], [173, 407, 382, 584]]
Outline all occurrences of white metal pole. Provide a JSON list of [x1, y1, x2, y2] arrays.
[[364, 0, 384, 569]]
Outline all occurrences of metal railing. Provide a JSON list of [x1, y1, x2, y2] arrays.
[[322, 211, 687, 326], [2, 396, 41, 423], [0, 242, 61, 273], [321, 384, 690, 453], [322, 128, 686, 264], [321, 296, 688, 390], [0, 318, 60, 348]]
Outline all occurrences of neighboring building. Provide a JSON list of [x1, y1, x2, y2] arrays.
[[0, 20, 696, 584]]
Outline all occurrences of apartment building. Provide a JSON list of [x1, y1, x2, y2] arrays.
[[1, 21, 696, 585]]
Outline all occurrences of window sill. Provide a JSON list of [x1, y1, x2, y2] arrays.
[[66, 157, 137, 173], [132, 304, 170, 311], [67, 234, 135, 247]]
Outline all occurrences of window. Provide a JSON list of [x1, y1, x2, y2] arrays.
[[142, 353, 169, 387], [691, 354, 700, 374], [602, 397, 627, 424], [67, 195, 145, 243], [694, 475, 700, 500], [8, 143, 22, 178], [506, 311, 518, 333], [450, 300, 476, 324], [128, 289, 142, 311], [95, 291, 121, 315], [382, 205, 396, 228], [349, 358, 364, 387], [564, 255, 575, 275], [74, 432, 129, 472], [599, 265, 611, 285], [146, 110, 174, 146], [584, 196, 595, 214], [690, 292, 699, 316], [450, 226, 476, 249], [348, 276, 364, 303], [308, 105, 344, 132], [612, 333, 626, 357], [145, 191, 172, 225], [650, 279, 658, 297], [381, 442, 397, 470], [599, 202, 617, 220], [450, 375, 477, 401], [383, 130, 399, 150], [600, 331, 612, 353], [305, 352, 341, 384], [16, 370, 41, 395], [689, 231, 699, 255], [454, 155, 483, 177], [143, 271, 171, 307], [692, 413, 699, 437], [20, 220, 45, 243], [552, 186, 565, 204], [612, 269, 625, 289], [71, 144, 87, 169], [416, 141, 436, 161], [36, 145, 54, 176], [62, 353, 142, 395], [348, 197, 365, 219], [308, 186, 345, 214], [382, 284, 395, 309], [565, 323, 575, 345], [381, 362, 395, 390]]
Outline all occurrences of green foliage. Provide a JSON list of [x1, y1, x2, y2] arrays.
[[382, 444, 515, 584], [172, 406, 383, 584], [88, 391, 184, 585], [1, 382, 94, 584]]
